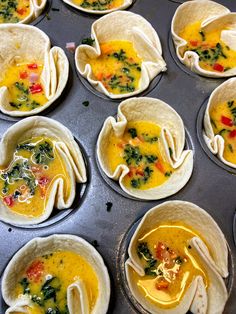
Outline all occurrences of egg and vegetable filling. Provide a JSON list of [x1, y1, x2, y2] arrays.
[[106, 121, 174, 190], [88, 40, 142, 94], [131, 222, 208, 309], [75, 0, 123, 10], [0, 137, 71, 218], [0, 62, 47, 112], [179, 21, 236, 73], [0, 0, 30, 23], [210, 99, 236, 164], [15, 251, 99, 314]]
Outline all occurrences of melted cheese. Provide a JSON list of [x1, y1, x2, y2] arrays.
[[131, 222, 209, 309], [74, 0, 123, 10], [15, 251, 99, 313], [0, 62, 47, 112], [0, 137, 71, 218], [210, 99, 236, 164], [179, 21, 236, 72], [0, 0, 30, 23], [88, 40, 142, 94], [106, 120, 174, 190]]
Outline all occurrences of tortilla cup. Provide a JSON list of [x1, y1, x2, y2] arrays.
[[126, 200, 228, 314], [0, 116, 87, 225], [62, 0, 132, 14], [2, 234, 110, 314], [0, 24, 69, 117], [75, 11, 167, 99], [97, 97, 193, 200], [204, 77, 236, 168], [171, 0, 236, 77]]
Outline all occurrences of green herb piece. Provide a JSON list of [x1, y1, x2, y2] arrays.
[[15, 82, 29, 94], [106, 202, 112, 212], [128, 128, 137, 139], [218, 129, 229, 136], [32, 294, 43, 306], [81, 37, 95, 46], [145, 155, 158, 163], [141, 133, 158, 143], [143, 166, 153, 182], [228, 144, 233, 153], [227, 100, 234, 108], [175, 256, 183, 265], [165, 171, 172, 177], [41, 277, 61, 302], [113, 49, 126, 61], [131, 178, 141, 188], [91, 240, 99, 248], [33, 141, 54, 165], [123, 144, 142, 166], [46, 308, 60, 314], [137, 242, 157, 277], [19, 277, 30, 294], [82, 101, 89, 107], [45, 13, 51, 20], [199, 30, 205, 41]]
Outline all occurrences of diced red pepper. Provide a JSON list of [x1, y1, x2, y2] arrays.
[[29, 83, 43, 94], [221, 116, 233, 127], [190, 40, 198, 47], [3, 195, 14, 207], [38, 176, 49, 186], [229, 130, 236, 138], [26, 260, 44, 282], [155, 161, 165, 174], [27, 63, 38, 70], [19, 71, 28, 79], [213, 63, 224, 72], [156, 280, 169, 290], [17, 8, 26, 15], [136, 168, 144, 176]]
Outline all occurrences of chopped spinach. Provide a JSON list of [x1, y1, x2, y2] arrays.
[[175, 256, 183, 265], [137, 242, 157, 277], [128, 128, 137, 139], [145, 155, 158, 163], [228, 144, 233, 153], [41, 277, 61, 302], [141, 133, 158, 143], [81, 0, 113, 10], [143, 166, 153, 182], [131, 178, 141, 188], [46, 308, 60, 314], [165, 171, 172, 177], [32, 294, 43, 306], [19, 277, 30, 294], [113, 49, 127, 61], [123, 144, 142, 166], [199, 30, 205, 41], [16, 142, 35, 151], [33, 141, 54, 164], [82, 100, 89, 107], [227, 100, 234, 108], [15, 82, 29, 94], [81, 37, 95, 46]]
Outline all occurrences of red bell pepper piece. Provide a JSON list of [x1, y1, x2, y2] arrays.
[[29, 83, 43, 94], [3, 195, 14, 207], [27, 63, 38, 70], [17, 8, 26, 15], [26, 260, 44, 282], [213, 63, 224, 72], [190, 40, 198, 47], [221, 116, 233, 127], [19, 71, 28, 79], [229, 130, 236, 138]]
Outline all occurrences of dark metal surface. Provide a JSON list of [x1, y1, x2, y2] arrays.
[[0, 0, 236, 313]]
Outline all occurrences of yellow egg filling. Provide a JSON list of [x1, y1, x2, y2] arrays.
[[15, 250, 99, 313], [0, 137, 71, 218], [0, 0, 30, 23], [0, 62, 47, 112], [74, 0, 124, 10], [88, 40, 142, 94], [179, 21, 236, 73], [105, 120, 174, 190], [210, 99, 236, 164], [131, 222, 209, 309]]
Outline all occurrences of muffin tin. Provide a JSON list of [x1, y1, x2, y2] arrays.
[[0, 0, 236, 313]]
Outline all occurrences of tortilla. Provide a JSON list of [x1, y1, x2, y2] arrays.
[[0, 116, 87, 225], [63, 0, 132, 14], [126, 200, 228, 314], [97, 97, 193, 200], [0, 24, 69, 117], [171, 0, 236, 77], [204, 77, 236, 168], [2, 234, 110, 314], [75, 11, 167, 99]]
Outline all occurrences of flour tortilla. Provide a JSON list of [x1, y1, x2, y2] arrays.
[[75, 11, 166, 99], [204, 77, 236, 168], [0, 24, 69, 117], [97, 97, 193, 200], [2, 234, 110, 314], [63, 0, 132, 14], [126, 200, 228, 314], [171, 0, 236, 77], [0, 116, 87, 225]]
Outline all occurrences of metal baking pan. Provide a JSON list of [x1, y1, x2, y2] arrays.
[[0, 0, 235, 313]]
